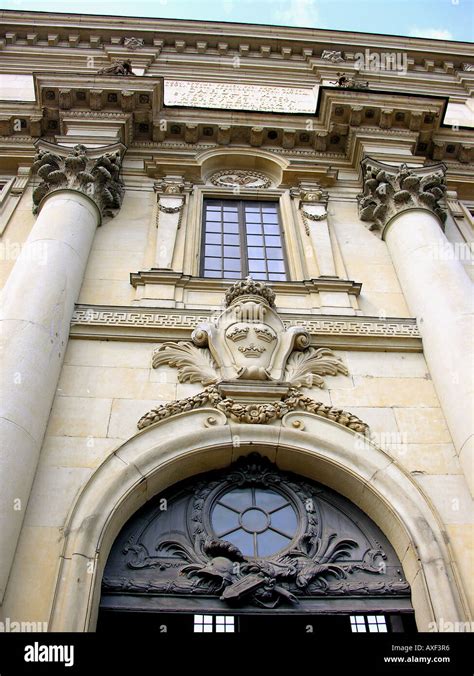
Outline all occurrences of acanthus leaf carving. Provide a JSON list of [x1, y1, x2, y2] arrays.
[[358, 157, 447, 234], [284, 346, 348, 388], [32, 142, 124, 217], [152, 342, 218, 385]]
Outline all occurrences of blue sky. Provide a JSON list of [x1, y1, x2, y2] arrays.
[[1, 0, 473, 42]]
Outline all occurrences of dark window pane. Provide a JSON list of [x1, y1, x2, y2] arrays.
[[255, 489, 287, 511], [219, 488, 252, 510], [224, 246, 240, 258], [206, 212, 222, 221], [257, 530, 290, 557], [247, 235, 264, 246], [241, 508, 268, 532], [204, 258, 222, 271], [268, 260, 285, 273], [248, 259, 266, 272], [248, 247, 265, 259], [224, 258, 242, 272], [246, 224, 262, 235], [245, 212, 262, 223], [205, 245, 222, 257], [223, 529, 254, 557], [267, 247, 283, 260], [212, 504, 240, 535], [206, 222, 222, 233], [270, 505, 298, 535], [263, 223, 280, 235], [223, 234, 240, 245], [206, 233, 222, 244], [223, 223, 239, 234]]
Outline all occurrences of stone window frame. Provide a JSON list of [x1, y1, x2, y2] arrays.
[[183, 185, 304, 282], [199, 197, 288, 282]]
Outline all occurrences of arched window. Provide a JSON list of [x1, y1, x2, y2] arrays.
[[98, 454, 415, 633]]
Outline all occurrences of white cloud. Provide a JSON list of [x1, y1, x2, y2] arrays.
[[273, 0, 320, 29], [408, 27, 453, 40]]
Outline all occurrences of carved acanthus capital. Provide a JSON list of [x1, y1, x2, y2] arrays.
[[31, 141, 126, 218], [358, 157, 447, 234]]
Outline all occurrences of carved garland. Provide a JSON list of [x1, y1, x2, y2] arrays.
[[300, 208, 328, 235], [155, 197, 185, 231], [137, 385, 369, 433]]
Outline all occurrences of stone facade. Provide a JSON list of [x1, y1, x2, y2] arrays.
[[0, 10, 472, 633]]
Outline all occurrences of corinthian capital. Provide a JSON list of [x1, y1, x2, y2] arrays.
[[357, 157, 447, 234], [31, 140, 126, 218]]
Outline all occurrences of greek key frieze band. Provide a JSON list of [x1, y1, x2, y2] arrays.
[[70, 305, 421, 350]]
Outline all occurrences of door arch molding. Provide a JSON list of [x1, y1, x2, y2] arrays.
[[49, 407, 468, 631]]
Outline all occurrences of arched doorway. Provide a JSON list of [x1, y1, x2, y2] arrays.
[[48, 409, 467, 631], [97, 453, 415, 633]]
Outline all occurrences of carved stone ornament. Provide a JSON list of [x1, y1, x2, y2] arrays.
[[102, 454, 410, 608], [31, 142, 125, 218], [331, 72, 369, 89], [321, 49, 345, 63], [358, 157, 447, 233], [462, 63, 474, 72], [97, 59, 135, 76], [138, 278, 368, 433], [209, 170, 271, 189], [123, 37, 144, 50]]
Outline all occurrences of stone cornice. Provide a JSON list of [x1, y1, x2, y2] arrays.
[[129, 270, 362, 296], [1, 9, 473, 63], [358, 156, 447, 234], [70, 304, 421, 351], [31, 139, 126, 218], [3, 75, 471, 167]]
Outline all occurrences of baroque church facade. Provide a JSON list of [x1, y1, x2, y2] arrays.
[[0, 10, 473, 633]]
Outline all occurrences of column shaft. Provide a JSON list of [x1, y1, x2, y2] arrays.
[[0, 190, 100, 600], [385, 209, 474, 492]]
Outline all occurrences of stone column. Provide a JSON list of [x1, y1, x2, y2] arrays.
[[0, 141, 125, 601], [358, 157, 474, 494], [153, 176, 191, 269]]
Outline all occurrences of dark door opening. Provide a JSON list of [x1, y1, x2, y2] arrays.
[[97, 609, 417, 634]]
